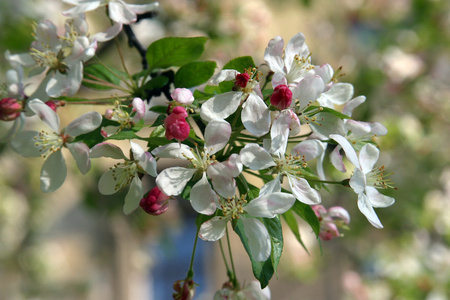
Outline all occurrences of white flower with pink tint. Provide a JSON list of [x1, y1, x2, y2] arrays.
[[103, 97, 146, 136], [90, 140, 157, 214], [152, 119, 238, 215], [171, 88, 194, 105], [312, 205, 350, 240], [10, 99, 102, 192]]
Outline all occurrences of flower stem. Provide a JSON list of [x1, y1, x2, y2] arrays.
[[186, 225, 200, 279], [226, 226, 239, 289]]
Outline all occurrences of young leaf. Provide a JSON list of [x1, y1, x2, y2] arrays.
[[282, 210, 310, 254], [174, 61, 217, 88], [263, 217, 283, 276], [305, 106, 350, 119], [222, 56, 255, 73], [291, 201, 320, 237], [233, 218, 274, 289], [83, 63, 122, 90], [146, 37, 208, 71]]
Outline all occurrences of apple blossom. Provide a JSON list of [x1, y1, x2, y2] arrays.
[[330, 135, 395, 228], [90, 140, 158, 214], [200, 69, 270, 137], [10, 99, 102, 192], [102, 98, 146, 136]]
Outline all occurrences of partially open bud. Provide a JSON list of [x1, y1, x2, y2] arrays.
[[270, 84, 292, 110], [0, 98, 22, 121], [171, 88, 194, 105], [164, 106, 190, 141], [45, 100, 64, 112], [139, 186, 170, 215], [173, 279, 196, 300], [235, 73, 250, 88], [312, 205, 350, 241]]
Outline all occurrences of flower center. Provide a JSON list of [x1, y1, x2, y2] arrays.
[[287, 54, 314, 83], [220, 195, 247, 219], [110, 161, 138, 192], [30, 47, 68, 73], [366, 165, 394, 189], [184, 144, 217, 172], [34, 131, 67, 159], [274, 154, 307, 177]]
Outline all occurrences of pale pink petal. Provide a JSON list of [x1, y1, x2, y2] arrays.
[[108, 0, 137, 24], [224, 153, 242, 177], [244, 192, 295, 218], [359, 143, 379, 174], [330, 145, 347, 173], [90, 142, 127, 159], [91, 22, 123, 42], [357, 192, 383, 229], [315, 63, 334, 85], [370, 122, 388, 136], [294, 75, 324, 108], [190, 173, 218, 215], [309, 113, 346, 138], [330, 134, 360, 169], [155, 167, 196, 196], [271, 72, 288, 88], [123, 176, 144, 214], [241, 93, 270, 137], [40, 150, 67, 192], [62, 1, 101, 16], [199, 216, 228, 241], [270, 110, 290, 157], [131, 97, 146, 123], [171, 88, 194, 105], [207, 163, 235, 198], [259, 177, 282, 196], [151, 143, 194, 160], [98, 169, 120, 195], [264, 36, 286, 74], [127, 2, 159, 14], [342, 95, 366, 117], [65, 111, 102, 137], [240, 144, 276, 170], [242, 218, 271, 262], [284, 32, 309, 73], [345, 120, 372, 138], [200, 91, 242, 122], [67, 141, 91, 174], [365, 186, 395, 208], [287, 176, 321, 205], [328, 206, 351, 224], [10, 131, 41, 157], [291, 139, 325, 161], [204, 119, 231, 155], [317, 83, 354, 107], [28, 99, 60, 132], [130, 141, 157, 176]]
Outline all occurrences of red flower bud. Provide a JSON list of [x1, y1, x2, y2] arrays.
[[270, 84, 292, 110], [139, 186, 170, 215], [164, 106, 190, 141], [0, 98, 22, 121], [235, 73, 250, 88]]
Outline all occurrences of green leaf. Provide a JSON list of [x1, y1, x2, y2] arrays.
[[282, 210, 310, 254], [203, 85, 221, 94], [149, 105, 168, 114], [175, 61, 217, 88], [143, 76, 169, 90], [83, 63, 122, 90], [291, 201, 320, 237], [263, 217, 283, 276], [193, 90, 214, 101], [305, 106, 350, 119], [146, 37, 208, 71], [106, 130, 142, 141], [222, 56, 255, 73], [233, 218, 274, 288]]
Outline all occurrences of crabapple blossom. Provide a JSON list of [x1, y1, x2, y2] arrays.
[[139, 186, 170, 215], [102, 98, 146, 136], [10, 99, 102, 192], [330, 135, 395, 228], [63, 0, 159, 25], [200, 69, 270, 136], [90, 140, 157, 214]]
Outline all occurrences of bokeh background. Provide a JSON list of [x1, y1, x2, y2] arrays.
[[1, 0, 450, 299]]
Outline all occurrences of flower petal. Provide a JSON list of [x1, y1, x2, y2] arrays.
[[242, 218, 271, 262], [98, 169, 120, 195], [241, 93, 270, 137], [350, 168, 366, 194], [342, 95, 366, 117], [91, 22, 123, 42], [291, 139, 325, 161], [330, 134, 360, 169], [264, 36, 286, 74], [67, 141, 91, 174], [240, 144, 276, 170], [284, 32, 309, 73], [309, 113, 346, 138], [130, 141, 157, 176], [365, 186, 395, 208], [155, 167, 196, 196], [259, 176, 282, 196], [269, 110, 290, 157], [207, 163, 236, 198], [123, 176, 144, 215], [65, 111, 102, 137], [204, 119, 231, 155], [330, 145, 347, 173], [294, 75, 324, 108], [199, 216, 228, 241], [190, 173, 218, 215], [200, 91, 242, 122], [357, 192, 383, 229], [151, 143, 194, 160], [62, 1, 101, 16], [10, 131, 41, 157], [359, 143, 379, 174], [40, 151, 67, 192], [127, 2, 159, 14], [28, 99, 60, 132], [287, 176, 321, 205], [90, 142, 127, 159], [108, 0, 137, 24], [317, 82, 354, 108], [209, 69, 239, 85], [244, 192, 295, 218]]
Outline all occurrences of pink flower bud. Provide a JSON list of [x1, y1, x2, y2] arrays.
[[164, 106, 190, 141], [139, 186, 170, 215], [105, 109, 114, 119], [270, 84, 292, 110], [45, 100, 58, 112], [0, 98, 22, 121], [171, 88, 194, 105], [235, 73, 250, 88], [319, 222, 340, 241], [173, 279, 196, 300]]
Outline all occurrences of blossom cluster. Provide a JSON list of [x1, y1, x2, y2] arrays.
[[0, 1, 396, 298]]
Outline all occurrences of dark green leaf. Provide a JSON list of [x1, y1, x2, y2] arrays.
[[305, 106, 350, 119], [222, 56, 255, 73], [146, 37, 208, 71], [149, 105, 168, 114], [203, 85, 221, 94], [282, 210, 310, 254], [143, 76, 170, 90], [175, 61, 217, 88], [233, 218, 274, 288], [193, 89, 214, 101], [83, 63, 122, 90], [263, 217, 283, 276], [291, 201, 320, 237], [106, 130, 142, 141]]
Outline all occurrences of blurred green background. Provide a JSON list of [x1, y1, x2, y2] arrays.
[[1, 0, 450, 299]]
